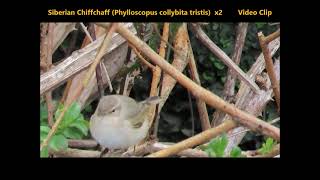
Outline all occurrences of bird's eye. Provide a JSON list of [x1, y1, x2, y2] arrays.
[[111, 109, 116, 113]]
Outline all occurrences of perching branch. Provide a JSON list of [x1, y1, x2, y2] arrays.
[[116, 24, 280, 143], [190, 23, 260, 94], [147, 120, 236, 157], [123, 142, 208, 157]]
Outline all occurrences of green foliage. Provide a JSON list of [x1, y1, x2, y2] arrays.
[[202, 133, 243, 157], [40, 101, 89, 157], [230, 146, 244, 157], [258, 138, 276, 155]]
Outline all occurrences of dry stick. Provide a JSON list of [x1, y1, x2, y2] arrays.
[[40, 24, 116, 151], [116, 24, 280, 142], [87, 23, 105, 97], [228, 117, 280, 139], [123, 142, 208, 157], [68, 139, 98, 149], [258, 31, 280, 112], [45, 23, 55, 127], [129, 43, 155, 69], [187, 43, 211, 131], [151, 23, 169, 136], [147, 120, 237, 157], [157, 23, 190, 112], [190, 23, 260, 94], [264, 29, 280, 44], [80, 23, 94, 43], [212, 23, 248, 127], [60, 27, 80, 104], [83, 23, 118, 87]]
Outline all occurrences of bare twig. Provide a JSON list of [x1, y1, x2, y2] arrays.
[[123, 142, 208, 157], [187, 43, 211, 131], [100, 62, 113, 92], [258, 31, 280, 111], [212, 23, 248, 127], [87, 23, 105, 98], [68, 139, 98, 149], [151, 23, 169, 136], [83, 23, 118, 87], [147, 120, 236, 157], [190, 23, 260, 93], [264, 29, 280, 44], [129, 43, 155, 70], [116, 24, 280, 142], [41, 23, 55, 127], [80, 23, 94, 43]]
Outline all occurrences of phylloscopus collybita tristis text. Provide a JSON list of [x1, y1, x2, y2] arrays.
[[90, 95, 161, 150]]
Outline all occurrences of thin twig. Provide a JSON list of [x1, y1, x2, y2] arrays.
[[82, 23, 118, 87], [190, 23, 260, 94], [123, 142, 208, 157], [187, 89, 195, 136], [227, 117, 280, 139], [88, 23, 105, 98], [116, 24, 280, 142], [187, 43, 211, 131], [44, 23, 55, 127], [68, 139, 98, 149], [147, 120, 236, 157], [80, 22, 94, 43], [212, 23, 248, 126], [129, 43, 155, 70], [264, 29, 280, 44], [258, 31, 280, 112], [100, 62, 114, 92], [151, 23, 169, 137]]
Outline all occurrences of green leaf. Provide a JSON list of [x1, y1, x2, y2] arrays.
[[69, 120, 89, 136], [54, 103, 64, 120], [213, 61, 225, 70], [40, 126, 51, 142], [205, 133, 228, 157], [63, 102, 81, 124], [48, 134, 68, 151], [40, 102, 48, 123], [255, 22, 266, 29], [63, 127, 83, 139], [202, 72, 213, 81], [258, 138, 276, 155], [230, 146, 242, 157], [40, 146, 49, 158]]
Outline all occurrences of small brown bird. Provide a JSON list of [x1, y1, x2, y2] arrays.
[[90, 95, 161, 150]]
